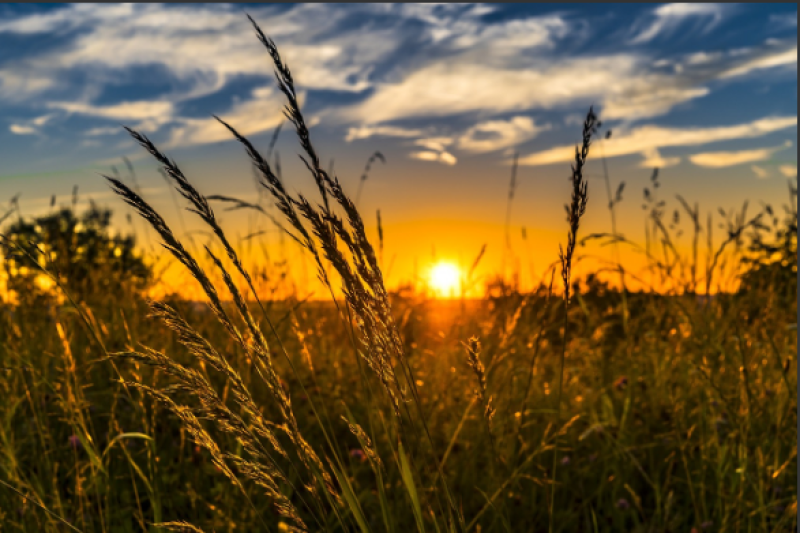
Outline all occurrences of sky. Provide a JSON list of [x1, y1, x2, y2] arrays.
[[0, 3, 797, 297]]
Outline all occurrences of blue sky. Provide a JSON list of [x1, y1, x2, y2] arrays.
[[0, 3, 796, 291]]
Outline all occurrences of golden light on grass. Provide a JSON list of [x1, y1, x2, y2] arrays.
[[428, 261, 461, 298], [34, 274, 55, 292]]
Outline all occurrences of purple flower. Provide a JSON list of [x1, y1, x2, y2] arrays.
[[349, 449, 366, 462], [700, 521, 713, 529], [68, 435, 83, 451], [560, 456, 571, 466], [616, 498, 630, 510], [614, 376, 628, 391]]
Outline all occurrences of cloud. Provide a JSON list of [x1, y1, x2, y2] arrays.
[[0, 4, 401, 100], [45, 100, 175, 135], [9, 124, 37, 135], [751, 165, 769, 179], [519, 116, 797, 166], [0, 3, 796, 158], [718, 45, 797, 79], [457, 116, 548, 153], [414, 137, 454, 152], [165, 87, 286, 148], [48, 100, 175, 122], [31, 114, 53, 127], [0, 69, 56, 101], [409, 136, 457, 165], [343, 55, 669, 123], [0, 4, 135, 34], [602, 86, 710, 121], [409, 150, 457, 166], [7, 113, 54, 135], [85, 126, 123, 137], [779, 165, 797, 178], [640, 148, 680, 169], [629, 4, 727, 44], [769, 11, 797, 30], [689, 140, 792, 168], [345, 124, 426, 142], [343, 37, 797, 125], [448, 16, 569, 52]]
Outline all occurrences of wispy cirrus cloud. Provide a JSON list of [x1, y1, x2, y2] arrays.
[[456, 116, 549, 153], [0, 3, 795, 166], [410, 137, 457, 166], [717, 44, 797, 79], [9, 124, 37, 135], [8, 114, 54, 136], [48, 100, 174, 122], [341, 37, 796, 127], [409, 150, 457, 166], [519, 116, 797, 167], [628, 3, 728, 45], [165, 86, 288, 148], [689, 140, 792, 168], [345, 124, 427, 142]]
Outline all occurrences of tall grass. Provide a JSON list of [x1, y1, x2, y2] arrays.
[[0, 12, 795, 533]]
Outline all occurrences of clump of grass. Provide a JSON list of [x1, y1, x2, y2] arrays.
[[103, 13, 460, 531]]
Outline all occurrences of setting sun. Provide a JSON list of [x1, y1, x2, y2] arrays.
[[428, 261, 462, 298]]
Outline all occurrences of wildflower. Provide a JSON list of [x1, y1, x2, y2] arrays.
[[560, 456, 571, 466], [616, 498, 630, 510], [700, 521, 713, 529], [349, 449, 366, 462], [68, 435, 83, 451], [614, 376, 628, 390]]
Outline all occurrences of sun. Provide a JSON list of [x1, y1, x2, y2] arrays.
[[428, 261, 462, 298]]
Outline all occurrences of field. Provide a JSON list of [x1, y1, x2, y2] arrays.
[[0, 14, 797, 533]]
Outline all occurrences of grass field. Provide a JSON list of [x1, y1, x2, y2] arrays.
[[0, 14, 796, 533]]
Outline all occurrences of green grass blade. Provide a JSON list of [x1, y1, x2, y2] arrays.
[[101, 432, 153, 461], [398, 441, 426, 533], [328, 460, 372, 533]]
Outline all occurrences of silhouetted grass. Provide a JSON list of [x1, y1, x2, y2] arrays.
[[0, 12, 795, 533]]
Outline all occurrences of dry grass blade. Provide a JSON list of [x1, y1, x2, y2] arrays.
[[247, 14, 330, 212], [355, 150, 386, 206], [218, 23, 409, 419], [464, 337, 496, 448], [153, 522, 208, 533]]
